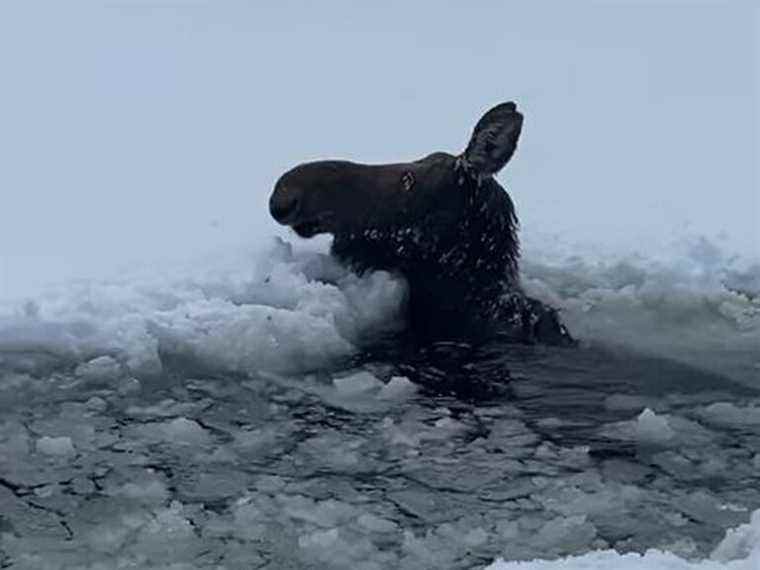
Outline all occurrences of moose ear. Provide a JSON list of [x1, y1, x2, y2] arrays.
[[462, 102, 523, 177]]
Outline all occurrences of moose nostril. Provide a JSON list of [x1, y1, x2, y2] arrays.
[[270, 191, 300, 224]]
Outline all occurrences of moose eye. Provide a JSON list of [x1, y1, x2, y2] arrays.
[[401, 171, 415, 192]]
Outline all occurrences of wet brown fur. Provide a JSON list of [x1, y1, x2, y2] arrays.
[[270, 104, 572, 343]]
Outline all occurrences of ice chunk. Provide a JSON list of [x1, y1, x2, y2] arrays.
[[378, 376, 418, 400], [126, 398, 207, 418], [233, 427, 280, 452], [130, 501, 198, 560], [278, 495, 357, 527], [84, 396, 108, 412], [161, 417, 209, 444], [117, 376, 142, 395], [487, 551, 719, 569], [381, 417, 421, 447], [532, 515, 598, 555], [112, 480, 170, 504], [402, 529, 448, 567], [486, 508, 760, 569], [133, 417, 210, 446], [635, 408, 675, 444], [699, 403, 760, 427], [0, 240, 406, 380], [298, 527, 339, 549], [357, 513, 398, 533], [295, 430, 366, 471], [332, 371, 384, 395], [464, 527, 489, 546], [74, 355, 123, 383], [296, 526, 382, 567], [711, 509, 760, 562], [253, 475, 286, 493], [35, 436, 75, 457], [521, 232, 760, 388]]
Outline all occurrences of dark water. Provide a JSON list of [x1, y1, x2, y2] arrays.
[[2, 336, 758, 569]]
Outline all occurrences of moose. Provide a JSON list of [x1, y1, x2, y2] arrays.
[[269, 102, 571, 344]]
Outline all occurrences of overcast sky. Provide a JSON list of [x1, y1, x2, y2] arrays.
[[1, 1, 757, 298]]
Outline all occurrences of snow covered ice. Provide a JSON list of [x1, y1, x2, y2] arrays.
[[486, 510, 760, 569], [1, 235, 759, 569]]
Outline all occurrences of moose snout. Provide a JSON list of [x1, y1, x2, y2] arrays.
[[269, 186, 302, 224]]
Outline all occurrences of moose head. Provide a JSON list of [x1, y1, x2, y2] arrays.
[[269, 103, 569, 343]]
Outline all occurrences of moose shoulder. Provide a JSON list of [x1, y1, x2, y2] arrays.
[[270, 102, 572, 344]]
